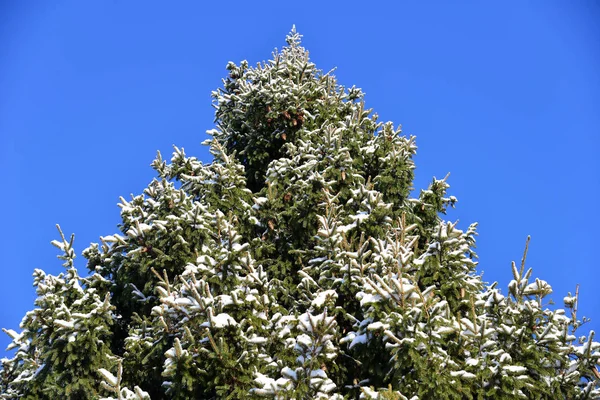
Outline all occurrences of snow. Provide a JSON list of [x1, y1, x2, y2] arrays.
[[251, 375, 292, 396], [296, 333, 312, 348], [248, 336, 268, 344], [350, 212, 369, 223], [436, 326, 455, 335], [254, 373, 277, 388], [361, 386, 379, 399], [311, 290, 337, 308], [278, 326, 292, 338], [175, 298, 193, 307], [367, 322, 388, 331], [139, 223, 152, 232], [101, 235, 119, 243], [281, 366, 297, 381], [210, 313, 238, 328], [357, 292, 381, 306], [363, 145, 376, 154], [54, 319, 74, 329], [3, 329, 21, 341], [523, 279, 551, 295], [50, 240, 65, 251], [252, 197, 268, 210], [563, 296, 576, 306], [130, 283, 148, 302], [32, 363, 45, 379], [99, 368, 118, 387], [164, 347, 176, 358], [450, 370, 476, 379], [349, 333, 368, 349], [232, 242, 248, 252], [503, 365, 527, 374], [317, 381, 337, 394], [217, 295, 234, 307], [298, 311, 336, 333], [465, 358, 479, 366], [338, 222, 356, 233]]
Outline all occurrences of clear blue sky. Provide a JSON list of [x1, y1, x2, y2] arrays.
[[1, 1, 598, 358]]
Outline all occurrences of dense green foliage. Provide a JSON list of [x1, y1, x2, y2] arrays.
[[2, 29, 599, 399]]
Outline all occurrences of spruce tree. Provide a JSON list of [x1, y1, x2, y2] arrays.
[[2, 27, 599, 399]]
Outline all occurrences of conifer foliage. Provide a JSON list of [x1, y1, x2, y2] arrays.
[[2, 28, 599, 399]]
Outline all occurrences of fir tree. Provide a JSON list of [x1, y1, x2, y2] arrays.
[[2, 27, 599, 399]]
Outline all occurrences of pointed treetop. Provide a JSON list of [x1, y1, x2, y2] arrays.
[[286, 25, 302, 47]]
